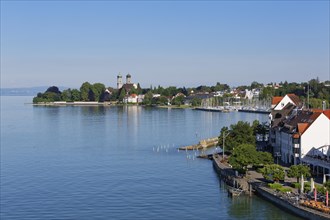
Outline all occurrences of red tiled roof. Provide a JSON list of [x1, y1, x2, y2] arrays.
[[311, 109, 330, 120], [309, 112, 322, 121], [130, 94, 137, 98], [311, 109, 323, 113], [323, 109, 330, 120], [297, 123, 309, 134], [272, 96, 283, 105], [287, 94, 301, 105], [292, 133, 300, 138]]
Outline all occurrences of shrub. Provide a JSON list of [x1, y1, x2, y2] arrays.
[[316, 185, 326, 195], [278, 187, 292, 193], [269, 183, 282, 190], [304, 186, 311, 192], [291, 182, 300, 188], [324, 180, 330, 191]]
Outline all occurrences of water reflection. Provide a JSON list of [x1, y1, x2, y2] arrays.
[[80, 106, 107, 116]]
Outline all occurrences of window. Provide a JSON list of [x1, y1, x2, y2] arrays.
[[292, 138, 299, 144]]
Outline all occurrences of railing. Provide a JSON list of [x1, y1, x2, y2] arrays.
[[302, 155, 330, 167]]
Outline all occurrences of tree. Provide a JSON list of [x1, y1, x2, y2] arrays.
[[46, 86, 61, 94], [171, 95, 184, 106], [88, 89, 95, 101], [129, 87, 138, 95], [92, 83, 106, 102], [157, 96, 169, 105], [142, 91, 153, 105], [71, 89, 81, 101], [180, 87, 188, 96], [80, 82, 92, 101], [191, 97, 202, 107], [257, 152, 274, 165], [61, 89, 72, 101], [260, 87, 275, 100], [287, 164, 311, 183], [228, 143, 273, 173], [32, 86, 62, 103], [167, 86, 179, 96], [324, 181, 330, 191], [252, 120, 260, 135], [260, 164, 285, 182], [250, 81, 263, 89], [228, 144, 258, 173], [136, 83, 142, 95], [110, 90, 119, 101], [118, 88, 126, 102], [218, 121, 255, 152]]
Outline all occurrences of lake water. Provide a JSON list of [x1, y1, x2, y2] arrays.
[[1, 96, 301, 219]]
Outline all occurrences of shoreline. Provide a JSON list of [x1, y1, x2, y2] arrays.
[[32, 101, 112, 106], [31, 101, 195, 109], [212, 154, 330, 220]]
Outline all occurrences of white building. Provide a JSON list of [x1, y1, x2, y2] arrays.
[[124, 94, 138, 104], [137, 94, 145, 103], [244, 89, 254, 100], [272, 93, 301, 110], [269, 94, 329, 176]]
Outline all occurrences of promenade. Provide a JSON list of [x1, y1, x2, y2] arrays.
[[212, 154, 330, 220]]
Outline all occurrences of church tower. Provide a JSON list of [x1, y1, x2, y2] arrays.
[[126, 73, 132, 84], [117, 73, 123, 89]]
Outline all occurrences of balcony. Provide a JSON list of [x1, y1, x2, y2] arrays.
[[302, 155, 330, 169]]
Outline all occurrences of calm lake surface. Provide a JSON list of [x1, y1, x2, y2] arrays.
[[1, 96, 301, 219]]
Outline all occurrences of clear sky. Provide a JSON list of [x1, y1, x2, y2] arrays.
[[1, 1, 329, 89]]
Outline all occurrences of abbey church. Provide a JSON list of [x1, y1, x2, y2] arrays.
[[117, 73, 138, 94]]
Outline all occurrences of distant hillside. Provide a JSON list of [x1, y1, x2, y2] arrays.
[[0, 86, 68, 96]]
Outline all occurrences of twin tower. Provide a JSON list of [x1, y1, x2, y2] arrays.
[[117, 73, 131, 89]]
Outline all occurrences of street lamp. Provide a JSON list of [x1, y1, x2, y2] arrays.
[[222, 130, 232, 159]]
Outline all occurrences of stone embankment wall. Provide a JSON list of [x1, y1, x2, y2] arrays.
[[212, 154, 330, 220], [212, 154, 250, 192], [256, 186, 330, 220]]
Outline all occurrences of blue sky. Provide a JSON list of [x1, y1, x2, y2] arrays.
[[1, 1, 329, 88]]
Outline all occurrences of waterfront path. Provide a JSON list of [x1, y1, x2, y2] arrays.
[[212, 154, 330, 219]]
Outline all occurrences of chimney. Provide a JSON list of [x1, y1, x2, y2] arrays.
[[322, 100, 326, 111]]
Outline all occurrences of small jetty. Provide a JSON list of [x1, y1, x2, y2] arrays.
[[228, 186, 244, 197], [178, 137, 218, 150]]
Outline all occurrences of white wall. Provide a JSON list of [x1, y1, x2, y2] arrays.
[[274, 95, 295, 110], [301, 114, 330, 157]]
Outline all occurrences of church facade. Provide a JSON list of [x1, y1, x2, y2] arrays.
[[117, 73, 137, 94]]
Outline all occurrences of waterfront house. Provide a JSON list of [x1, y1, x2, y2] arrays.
[[124, 94, 138, 104], [269, 94, 330, 176], [137, 94, 145, 103], [272, 94, 302, 110]]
